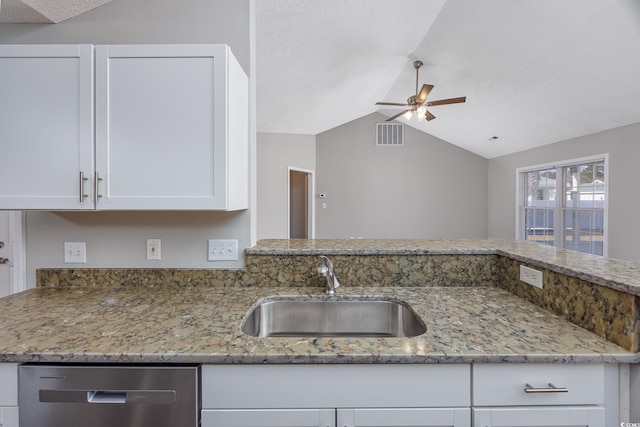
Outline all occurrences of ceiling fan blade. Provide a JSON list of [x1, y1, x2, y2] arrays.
[[426, 96, 466, 107], [376, 102, 408, 107], [416, 84, 434, 104], [425, 109, 436, 121], [386, 110, 411, 122]]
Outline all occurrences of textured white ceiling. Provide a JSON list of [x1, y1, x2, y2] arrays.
[[2, 0, 638, 158], [257, 0, 640, 159], [256, 0, 447, 135], [0, 0, 112, 23]]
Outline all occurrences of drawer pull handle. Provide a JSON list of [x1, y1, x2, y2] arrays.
[[524, 383, 568, 393]]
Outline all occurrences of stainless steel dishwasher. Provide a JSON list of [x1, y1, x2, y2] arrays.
[[19, 364, 199, 427]]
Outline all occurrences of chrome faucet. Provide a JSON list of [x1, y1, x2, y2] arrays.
[[317, 255, 341, 295]]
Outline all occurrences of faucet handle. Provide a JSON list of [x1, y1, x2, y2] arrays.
[[317, 264, 329, 278]]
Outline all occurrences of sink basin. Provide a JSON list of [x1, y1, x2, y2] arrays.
[[241, 296, 426, 338]]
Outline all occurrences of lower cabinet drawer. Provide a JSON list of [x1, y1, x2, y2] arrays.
[[473, 363, 604, 406]]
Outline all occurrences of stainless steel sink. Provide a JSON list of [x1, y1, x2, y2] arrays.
[[241, 296, 426, 338]]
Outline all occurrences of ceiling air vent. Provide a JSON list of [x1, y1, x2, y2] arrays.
[[376, 123, 404, 146]]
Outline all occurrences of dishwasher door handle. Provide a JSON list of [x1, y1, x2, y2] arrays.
[[40, 389, 177, 405], [88, 391, 127, 404]]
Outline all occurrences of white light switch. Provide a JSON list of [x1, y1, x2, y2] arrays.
[[208, 239, 238, 261], [64, 242, 87, 264]]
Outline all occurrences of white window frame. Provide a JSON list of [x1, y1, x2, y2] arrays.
[[515, 154, 609, 257]]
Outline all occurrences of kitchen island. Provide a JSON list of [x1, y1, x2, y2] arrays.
[[2, 237, 637, 363], [1, 238, 639, 426]]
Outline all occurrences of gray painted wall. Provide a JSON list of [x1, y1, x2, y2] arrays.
[[0, 0, 255, 286], [315, 113, 488, 239], [257, 133, 316, 240], [487, 122, 640, 263]]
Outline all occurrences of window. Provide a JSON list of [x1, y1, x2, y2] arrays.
[[517, 155, 608, 256]]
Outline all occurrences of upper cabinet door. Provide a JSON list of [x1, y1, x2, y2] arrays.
[[95, 44, 249, 210], [0, 45, 95, 210]]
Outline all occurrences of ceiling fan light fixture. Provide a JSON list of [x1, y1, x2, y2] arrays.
[[376, 59, 466, 123]]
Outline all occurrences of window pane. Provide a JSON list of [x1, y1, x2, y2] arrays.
[[524, 208, 554, 246], [563, 210, 604, 256], [525, 169, 556, 207], [565, 162, 605, 209]]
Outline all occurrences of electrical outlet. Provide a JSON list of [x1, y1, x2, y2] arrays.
[[208, 239, 238, 261], [147, 239, 161, 260], [520, 265, 543, 289], [64, 242, 87, 264]]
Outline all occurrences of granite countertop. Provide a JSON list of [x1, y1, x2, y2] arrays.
[[0, 285, 637, 364], [248, 238, 640, 297]]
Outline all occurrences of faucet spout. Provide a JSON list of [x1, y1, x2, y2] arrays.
[[317, 255, 340, 295]]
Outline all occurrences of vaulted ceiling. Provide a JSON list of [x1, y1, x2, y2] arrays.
[[257, 0, 640, 159], [3, 0, 640, 159]]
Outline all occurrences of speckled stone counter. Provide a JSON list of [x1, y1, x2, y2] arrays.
[[244, 239, 640, 352], [0, 286, 637, 364], [247, 238, 640, 297], [36, 238, 640, 352]]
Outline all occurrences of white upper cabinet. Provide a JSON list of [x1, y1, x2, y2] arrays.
[[0, 45, 95, 210], [0, 44, 248, 211], [95, 44, 248, 210]]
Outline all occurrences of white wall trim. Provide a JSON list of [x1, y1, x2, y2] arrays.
[[287, 166, 315, 239], [515, 153, 609, 256], [9, 211, 26, 293]]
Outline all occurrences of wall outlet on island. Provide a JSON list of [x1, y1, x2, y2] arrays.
[[520, 265, 543, 289]]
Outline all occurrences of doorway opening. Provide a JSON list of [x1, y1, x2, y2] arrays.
[[288, 168, 315, 239]]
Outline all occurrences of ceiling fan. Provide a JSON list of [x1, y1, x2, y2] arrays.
[[376, 60, 466, 122]]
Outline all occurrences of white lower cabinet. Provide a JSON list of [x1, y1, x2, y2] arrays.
[[201, 409, 335, 427], [202, 407, 471, 427], [201, 365, 471, 427], [0, 364, 18, 427], [472, 364, 607, 427], [0, 407, 19, 427], [201, 363, 614, 427], [338, 408, 470, 427]]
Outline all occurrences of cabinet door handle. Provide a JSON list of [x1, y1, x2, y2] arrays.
[[524, 382, 568, 393], [79, 171, 89, 202], [0, 241, 4, 248], [0, 257, 9, 265], [94, 172, 103, 204]]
